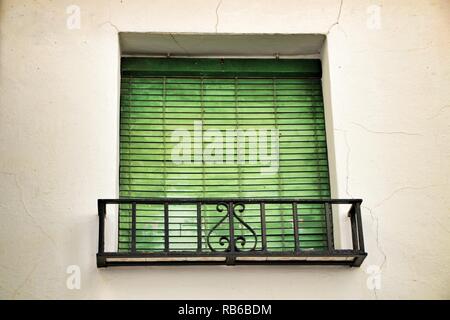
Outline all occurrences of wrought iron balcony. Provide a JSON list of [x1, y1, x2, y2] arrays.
[[97, 198, 367, 267]]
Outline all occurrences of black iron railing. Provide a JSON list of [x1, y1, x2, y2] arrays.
[[97, 198, 367, 267]]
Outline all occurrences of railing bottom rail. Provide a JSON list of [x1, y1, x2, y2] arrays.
[[97, 251, 367, 267]]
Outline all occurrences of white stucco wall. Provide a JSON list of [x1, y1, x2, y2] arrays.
[[0, 0, 449, 299]]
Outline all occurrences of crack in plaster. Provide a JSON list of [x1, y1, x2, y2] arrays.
[[11, 258, 42, 299], [364, 183, 449, 299], [427, 105, 450, 120], [373, 184, 450, 234], [0, 171, 56, 247], [169, 33, 190, 56], [99, 21, 119, 33], [214, 0, 223, 33], [326, 0, 344, 35], [373, 185, 440, 209], [351, 122, 421, 136], [334, 128, 386, 300], [334, 127, 448, 298]]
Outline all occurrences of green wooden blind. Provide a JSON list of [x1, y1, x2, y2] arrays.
[[119, 58, 331, 253]]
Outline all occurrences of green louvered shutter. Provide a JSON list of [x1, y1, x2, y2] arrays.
[[119, 58, 330, 253]]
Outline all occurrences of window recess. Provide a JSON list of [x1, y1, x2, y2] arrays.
[[97, 58, 367, 267]]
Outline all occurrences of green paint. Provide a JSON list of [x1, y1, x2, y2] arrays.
[[119, 58, 330, 253], [122, 57, 322, 77]]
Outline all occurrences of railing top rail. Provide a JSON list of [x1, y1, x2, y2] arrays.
[[98, 198, 362, 205]]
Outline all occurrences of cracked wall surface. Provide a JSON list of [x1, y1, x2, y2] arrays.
[[0, 0, 449, 299]]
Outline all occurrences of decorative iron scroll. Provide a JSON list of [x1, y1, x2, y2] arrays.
[[232, 203, 258, 252], [206, 202, 258, 252], [206, 202, 230, 252]]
